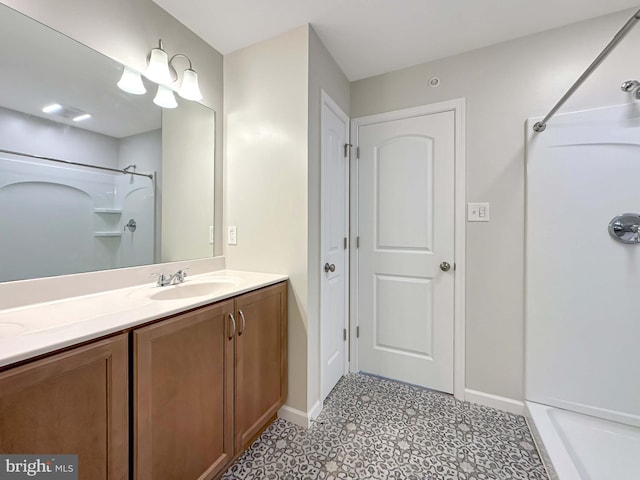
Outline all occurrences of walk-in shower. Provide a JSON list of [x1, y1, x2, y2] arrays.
[[525, 9, 640, 476], [526, 104, 640, 479], [0, 151, 155, 282]]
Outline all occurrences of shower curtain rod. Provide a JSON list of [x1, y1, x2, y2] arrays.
[[0, 148, 154, 179], [533, 7, 640, 133]]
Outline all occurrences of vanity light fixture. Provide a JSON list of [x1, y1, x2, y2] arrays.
[[171, 54, 203, 101], [117, 67, 147, 95], [117, 39, 203, 107], [153, 84, 178, 109], [144, 40, 173, 85]]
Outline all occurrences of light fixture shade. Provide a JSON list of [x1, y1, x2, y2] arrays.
[[145, 47, 172, 85], [117, 67, 146, 95], [153, 85, 178, 109], [178, 68, 203, 101]]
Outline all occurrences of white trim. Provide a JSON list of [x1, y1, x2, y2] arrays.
[[319, 89, 350, 402], [278, 401, 323, 429], [348, 98, 467, 402], [308, 399, 323, 421], [465, 388, 525, 416]]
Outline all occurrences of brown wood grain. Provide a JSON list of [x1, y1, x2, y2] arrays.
[[0, 334, 128, 480], [234, 282, 287, 453], [134, 300, 234, 480]]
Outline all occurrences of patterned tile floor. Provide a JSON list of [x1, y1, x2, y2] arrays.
[[222, 373, 548, 480]]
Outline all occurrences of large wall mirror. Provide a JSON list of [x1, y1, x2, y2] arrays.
[[0, 3, 215, 283]]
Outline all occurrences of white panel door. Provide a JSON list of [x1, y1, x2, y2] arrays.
[[320, 92, 349, 400], [356, 111, 455, 392]]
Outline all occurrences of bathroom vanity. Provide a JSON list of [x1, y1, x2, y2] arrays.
[[0, 271, 287, 480]]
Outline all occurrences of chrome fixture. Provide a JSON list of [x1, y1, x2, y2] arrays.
[[533, 8, 640, 133], [116, 39, 203, 108], [154, 268, 189, 287], [621, 80, 640, 99], [124, 219, 137, 232], [122, 164, 137, 173], [324, 262, 336, 273], [608, 213, 640, 244], [440, 262, 451, 272], [0, 148, 153, 179]]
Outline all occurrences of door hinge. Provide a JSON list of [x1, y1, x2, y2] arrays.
[[343, 328, 347, 341], [356, 326, 360, 338], [356, 236, 359, 248], [344, 237, 348, 249], [356, 146, 360, 159], [344, 143, 352, 158]]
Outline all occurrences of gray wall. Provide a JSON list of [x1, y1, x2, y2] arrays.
[[0, 107, 119, 168], [0, 0, 225, 256], [351, 8, 640, 401]]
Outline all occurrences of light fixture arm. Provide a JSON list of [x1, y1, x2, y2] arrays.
[[168, 53, 195, 82]]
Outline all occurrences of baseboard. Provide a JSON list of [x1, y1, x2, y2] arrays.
[[465, 388, 525, 415], [278, 400, 323, 428]]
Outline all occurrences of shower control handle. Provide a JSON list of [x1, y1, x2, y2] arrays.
[[324, 263, 336, 273], [609, 213, 640, 244]]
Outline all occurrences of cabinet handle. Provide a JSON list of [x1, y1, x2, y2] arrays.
[[238, 309, 246, 335], [228, 313, 236, 340]]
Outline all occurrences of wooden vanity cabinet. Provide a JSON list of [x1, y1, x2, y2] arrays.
[[233, 282, 287, 453], [0, 334, 129, 480], [0, 280, 287, 480], [133, 281, 287, 479], [134, 300, 235, 480]]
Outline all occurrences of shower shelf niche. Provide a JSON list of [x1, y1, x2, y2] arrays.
[[93, 208, 122, 214]]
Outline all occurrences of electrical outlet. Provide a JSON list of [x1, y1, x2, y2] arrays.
[[468, 203, 490, 222], [227, 226, 237, 245]]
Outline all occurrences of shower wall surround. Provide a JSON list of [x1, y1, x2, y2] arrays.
[[0, 108, 158, 282], [526, 103, 640, 427]]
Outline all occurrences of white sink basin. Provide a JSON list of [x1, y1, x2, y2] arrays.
[[149, 279, 237, 301]]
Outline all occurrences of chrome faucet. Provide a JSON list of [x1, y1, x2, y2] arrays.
[[155, 269, 188, 287]]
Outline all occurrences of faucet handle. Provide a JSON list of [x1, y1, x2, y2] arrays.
[[151, 272, 169, 286], [175, 268, 189, 282]]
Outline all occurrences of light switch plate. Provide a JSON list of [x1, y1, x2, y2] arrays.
[[468, 203, 490, 222], [209, 226, 214, 245], [227, 226, 237, 245]]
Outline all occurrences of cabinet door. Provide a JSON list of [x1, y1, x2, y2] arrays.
[[134, 300, 234, 480], [0, 334, 128, 480], [235, 282, 287, 452]]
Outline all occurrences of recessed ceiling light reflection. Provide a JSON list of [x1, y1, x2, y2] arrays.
[[72, 114, 91, 122], [42, 103, 62, 113]]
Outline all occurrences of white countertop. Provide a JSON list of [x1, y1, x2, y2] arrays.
[[0, 269, 287, 368]]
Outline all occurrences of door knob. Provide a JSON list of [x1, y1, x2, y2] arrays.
[[440, 262, 451, 272], [324, 263, 336, 273]]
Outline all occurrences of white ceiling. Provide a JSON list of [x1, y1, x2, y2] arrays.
[[152, 0, 640, 81]]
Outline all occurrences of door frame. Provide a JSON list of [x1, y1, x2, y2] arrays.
[[320, 89, 350, 399], [349, 98, 466, 401]]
